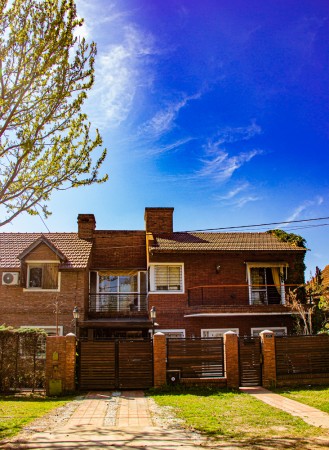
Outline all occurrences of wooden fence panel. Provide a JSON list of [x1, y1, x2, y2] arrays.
[[167, 338, 224, 378], [118, 340, 153, 389], [276, 335, 329, 379], [79, 341, 116, 390]]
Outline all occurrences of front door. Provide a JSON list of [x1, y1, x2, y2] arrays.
[[239, 336, 262, 386]]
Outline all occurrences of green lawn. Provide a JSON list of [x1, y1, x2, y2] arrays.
[[0, 394, 75, 440], [273, 385, 329, 414], [149, 386, 327, 442]]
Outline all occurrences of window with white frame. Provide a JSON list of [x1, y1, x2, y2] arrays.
[[201, 328, 239, 338], [149, 264, 184, 293], [157, 329, 186, 338], [251, 327, 287, 337], [246, 262, 287, 306], [26, 262, 60, 290]]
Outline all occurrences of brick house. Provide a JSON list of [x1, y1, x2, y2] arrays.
[[0, 207, 306, 338]]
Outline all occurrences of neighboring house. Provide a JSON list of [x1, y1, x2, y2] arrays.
[[0, 208, 306, 338]]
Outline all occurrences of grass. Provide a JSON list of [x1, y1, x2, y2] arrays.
[[148, 385, 327, 443], [273, 385, 329, 414], [0, 393, 75, 440]]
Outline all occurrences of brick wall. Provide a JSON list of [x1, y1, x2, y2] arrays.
[[46, 335, 76, 395], [0, 270, 87, 335], [91, 231, 146, 269]]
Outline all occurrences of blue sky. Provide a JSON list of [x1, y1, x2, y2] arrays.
[[3, 0, 329, 277]]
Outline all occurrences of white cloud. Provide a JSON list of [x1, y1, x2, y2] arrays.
[[213, 121, 262, 147], [197, 148, 263, 183], [286, 196, 324, 223], [146, 137, 196, 156], [139, 92, 202, 139], [216, 183, 250, 200]]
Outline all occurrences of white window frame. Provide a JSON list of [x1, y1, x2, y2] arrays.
[[246, 262, 287, 306], [149, 263, 184, 293], [24, 260, 61, 292], [201, 328, 239, 337], [157, 329, 186, 338], [251, 327, 287, 336]]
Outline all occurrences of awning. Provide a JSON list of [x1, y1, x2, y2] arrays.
[[79, 318, 153, 329]]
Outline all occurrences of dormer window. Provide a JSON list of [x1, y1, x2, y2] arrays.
[[27, 263, 59, 290]]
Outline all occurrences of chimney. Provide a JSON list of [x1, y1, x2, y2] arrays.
[[77, 214, 96, 240], [144, 207, 174, 235]]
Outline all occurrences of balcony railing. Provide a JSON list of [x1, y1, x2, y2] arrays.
[[88, 293, 148, 317], [187, 285, 299, 307]]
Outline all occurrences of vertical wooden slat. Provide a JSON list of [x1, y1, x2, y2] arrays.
[[239, 337, 262, 386]]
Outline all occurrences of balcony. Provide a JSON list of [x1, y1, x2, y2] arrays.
[[88, 293, 148, 318], [186, 284, 297, 314]]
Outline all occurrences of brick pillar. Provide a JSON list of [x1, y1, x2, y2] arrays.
[[224, 331, 239, 389], [260, 330, 276, 388], [46, 334, 77, 396], [153, 332, 167, 387]]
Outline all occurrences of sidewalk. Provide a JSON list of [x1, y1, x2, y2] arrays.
[[240, 386, 329, 429]]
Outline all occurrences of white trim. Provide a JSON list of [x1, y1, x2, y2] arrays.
[[184, 312, 295, 317], [149, 263, 184, 293], [157, 329, 186, 338], [21, 325, 64, 336], [251, 327, 287, 336], [201, 328, 239, 337], [25, 260, 60, 264]]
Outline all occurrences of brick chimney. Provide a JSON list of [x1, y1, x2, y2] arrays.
[[144, 207, 174, 234], [77, 214, 96, 240]]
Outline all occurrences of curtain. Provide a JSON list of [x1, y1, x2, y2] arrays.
[[271, 267, 281, 295]]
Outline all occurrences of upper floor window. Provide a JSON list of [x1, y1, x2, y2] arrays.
[[99, 274, 138, 293], [27, 263, 59, 290], [246, 263, 287, 305], [149, 264, 184, 293]]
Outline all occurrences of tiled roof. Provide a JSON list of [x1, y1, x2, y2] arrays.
[[322, 265, 329, 287], [149, 232, 306, 252], [0, 233, 92, 269]]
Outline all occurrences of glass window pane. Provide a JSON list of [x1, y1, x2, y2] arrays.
[[29, 267, 42, 288]]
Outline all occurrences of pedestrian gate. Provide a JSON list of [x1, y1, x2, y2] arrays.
[[79, 339, 153, 390], [239, 336, 262, 386]]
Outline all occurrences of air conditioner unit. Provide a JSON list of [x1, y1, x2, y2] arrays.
[[2, 272, 20, 286]]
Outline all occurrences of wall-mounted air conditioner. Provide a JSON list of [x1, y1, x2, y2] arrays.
[[2, 272, 20, 286]]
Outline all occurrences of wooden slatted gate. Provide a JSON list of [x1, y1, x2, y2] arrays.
[[79, 339, 153, 390], [239, 336, 262, 386]]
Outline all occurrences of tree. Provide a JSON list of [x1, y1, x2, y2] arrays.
[[0, 0, 107, 226]]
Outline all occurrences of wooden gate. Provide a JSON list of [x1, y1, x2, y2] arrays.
[[79, 339, 153, 390], [239, 336, 262, 386]]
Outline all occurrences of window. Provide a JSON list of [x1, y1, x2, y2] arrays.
[[246, 263, 287, 305], [201, 328, 239, 338], [149, 264, 184, 293], [157, 329, 186, 338], [27, 263, 59, 290], [251, 327, 287, 337], [99, 274, 138, 293], [20, 326, 63, 358]]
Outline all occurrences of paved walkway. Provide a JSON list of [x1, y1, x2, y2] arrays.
[[240, 386, 329, 429]]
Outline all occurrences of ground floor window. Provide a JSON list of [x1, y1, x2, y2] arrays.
[[157, 329, 186, 338], [201, 328, 239, 337], [251, 327, 287, 336]]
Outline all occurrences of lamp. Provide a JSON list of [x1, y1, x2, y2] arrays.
[[216, 264, 221, 273], [73, 306, 80, 337], [150, 306, 156, 337]]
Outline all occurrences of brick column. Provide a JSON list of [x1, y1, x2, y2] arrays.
[[153, 332, 167, 387], [46, 334, 77, 396], [224, 331, 239, 389], [259, 330, 276, 388]]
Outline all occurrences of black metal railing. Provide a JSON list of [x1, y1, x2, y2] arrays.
[[88, 293, 148, 316], [187, 285, 298, 307]]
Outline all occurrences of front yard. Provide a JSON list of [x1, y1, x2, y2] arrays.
[[0, 393, 74, 440], [149, 385, 329, 448]]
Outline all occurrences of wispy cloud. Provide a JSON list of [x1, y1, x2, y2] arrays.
[[197, 148, 262, 183], [139, 92, 202, 139], [146, 137, 196, 156], [214, 182, 261, 207], [285, 196, 324, 223], [213, 121, 262, 146]]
